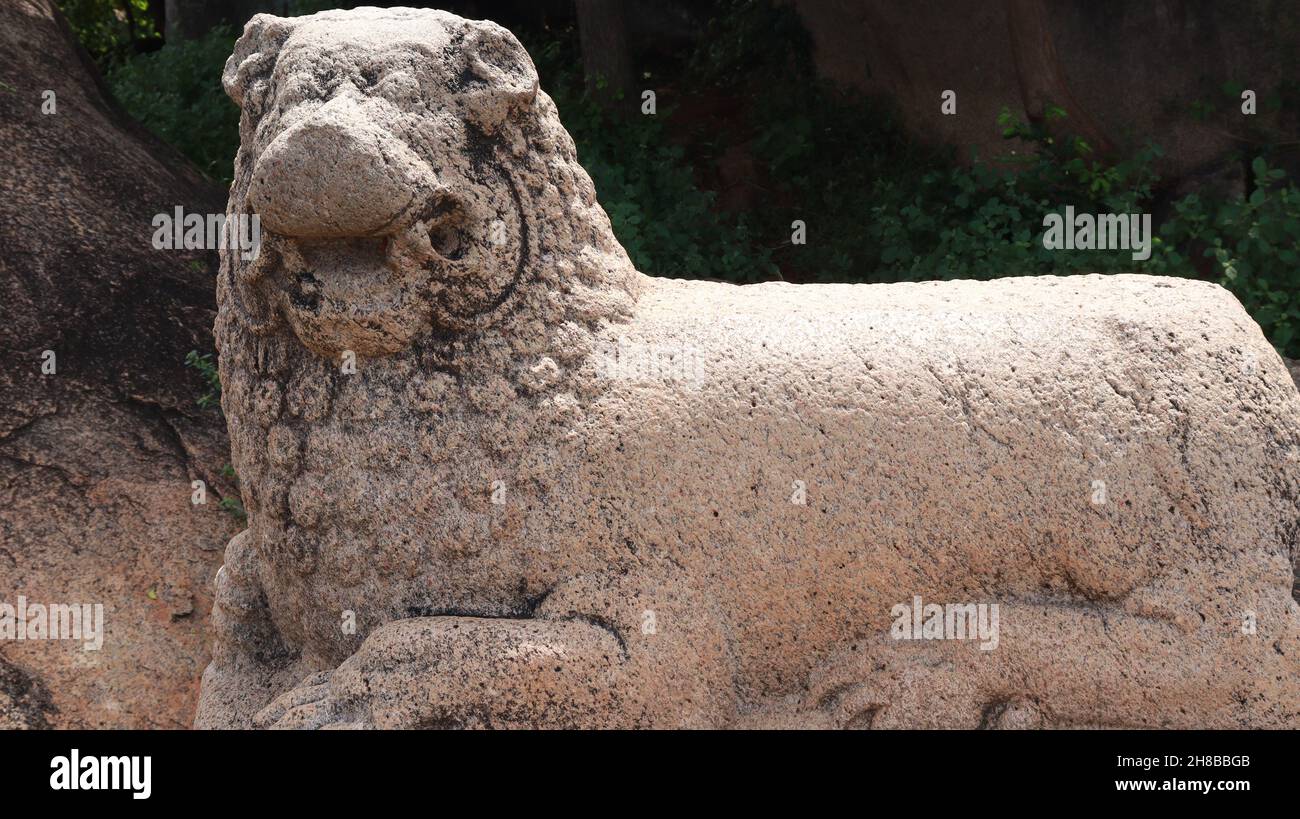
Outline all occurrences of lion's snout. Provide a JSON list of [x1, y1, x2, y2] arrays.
[[249, 95, 439, 240], [228, 18, 539, 361]]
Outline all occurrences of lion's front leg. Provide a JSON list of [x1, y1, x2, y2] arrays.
[[257, 616, 630, 729], [195, 529, 303, 729], [256, 573, 739, 729]]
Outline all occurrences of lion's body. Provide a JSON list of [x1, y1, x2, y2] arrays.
[[196, 7, 1299, 729]]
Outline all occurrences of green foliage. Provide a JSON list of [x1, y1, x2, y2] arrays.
[[216, 464, 245, 522], [185, 350, 222, 410], [680, 0, 1300, 355], [855, 111, 1164, 281], [1150, 158, 1300, 354], [527, 34, 775, 281], [58, 0, 159, 68], [218, 496, 247, 523], [689, 0, 815, 87], [106, 26, 240, 182]]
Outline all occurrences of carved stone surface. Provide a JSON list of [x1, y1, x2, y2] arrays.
[[196, 7, 1299, 729]]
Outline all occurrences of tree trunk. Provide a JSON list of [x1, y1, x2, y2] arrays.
[[147, 0, 166, 42], [575, 0, 635, 110], [1006, 0, 1114, 156], [166, 0, 218, 41]]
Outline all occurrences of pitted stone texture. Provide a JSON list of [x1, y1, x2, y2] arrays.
[[197, 7, 1299, 729], [1, 0, 235, 729]]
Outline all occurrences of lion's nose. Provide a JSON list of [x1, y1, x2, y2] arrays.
[[248, 95, 438, 239]]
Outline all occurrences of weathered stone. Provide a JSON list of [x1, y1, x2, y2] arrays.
[[0, 656, 58, 729], [0, 0, 235, 729], [197, 7, 1299, 729]]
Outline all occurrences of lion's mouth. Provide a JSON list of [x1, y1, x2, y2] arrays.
[[243, 190, 518, 358], [238, 157, 528, 359], [265, 220, 456, 358]]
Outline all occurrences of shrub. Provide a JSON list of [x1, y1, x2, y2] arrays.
[[106, 26, 240, 183], [59, 0, 160, 68], [526, 34, 776, 281], [1151, 158, 1300, 354]]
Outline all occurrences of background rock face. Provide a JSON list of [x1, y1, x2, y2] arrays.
[[793, 0, 1299, 184], [200, 8, 1297, 730], [0, 0, 234, 728]]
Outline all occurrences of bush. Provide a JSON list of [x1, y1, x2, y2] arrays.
[[59, 0, 159, 68], [684, 0, 1300, 355], [1151, 158, 1300, 354], [526, 34, 776, 281], [106, 26, 240, 183]]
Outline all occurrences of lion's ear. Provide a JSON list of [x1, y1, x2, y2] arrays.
[[223, 14, 297, 109], [461, 23, 539, 133]]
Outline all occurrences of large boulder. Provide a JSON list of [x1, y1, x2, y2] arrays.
[[0, 0, 234, 727], [198, 8, 1297, 730]]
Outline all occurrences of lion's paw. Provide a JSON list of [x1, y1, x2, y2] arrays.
[[253, 670, 364, 730], [808, 640, 1012, 729]]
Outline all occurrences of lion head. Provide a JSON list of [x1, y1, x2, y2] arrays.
[[220, 6, 637, 357], [213, 8, 641, 665]]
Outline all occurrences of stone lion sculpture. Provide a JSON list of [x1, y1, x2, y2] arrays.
[[196, 6, 1299, 729]]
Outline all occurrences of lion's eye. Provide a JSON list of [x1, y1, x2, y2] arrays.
[[358, 64, 382, 89], [281, 68, 343, 104], [373, 71, 420, 106], [311, 82, 338, 101], [417, 196, 469, 261], [244, 79, 271, 118], [279, 78, 322, 105], [427, 223, 465, 260]]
